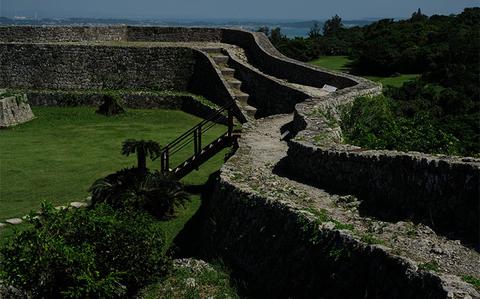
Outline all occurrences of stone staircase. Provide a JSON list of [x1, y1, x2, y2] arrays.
[[206, 50, 257, 119]]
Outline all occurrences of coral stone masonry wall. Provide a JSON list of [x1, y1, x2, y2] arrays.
[[0, 43, 196, 91], [285, 142, 480, 244], [221, 29, 359, 89], [1, 25, 478, 297], [195, 178, 454, 299], [0, 26, 223, 43], [0, 26, 127, 42]]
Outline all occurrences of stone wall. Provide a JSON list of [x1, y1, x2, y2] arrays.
[[0, 94, 34, 127], [0, 26, 127, 42], [191, 177, 455, 299], [285, 142, 480, 244], [188, 50, 246, 122], [0, 26, 370, 92], [0, 43, 196, 91], [285, 79, 479, 246], [225, 49, 310, 117], [126, 27, 222, 42], [0, 26, 223, 43], [221, 29, 360, 89]]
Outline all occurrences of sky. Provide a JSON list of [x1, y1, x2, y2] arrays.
[[0, 0, 478, 20]]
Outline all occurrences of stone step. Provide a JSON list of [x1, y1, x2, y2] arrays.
[[203, 47, 223, 54], [235, 91, 249, 102], [211, 54, 229, 64], [243, 105, 257, 118], [227, 78, 242, 90], [221, 67, 235, 77]]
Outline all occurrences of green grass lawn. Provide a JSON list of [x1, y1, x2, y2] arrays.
[[364, 74, 420, 88], [309, 56, 419, 87], [0, 107, 227, 221], [309, 56, 353, 72]]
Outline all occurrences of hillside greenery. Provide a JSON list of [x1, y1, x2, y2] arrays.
[[262, 8, 479, 156]]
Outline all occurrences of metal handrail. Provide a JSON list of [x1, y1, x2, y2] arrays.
[[160, 102, 235, 176], [162, 102, 233, 151]]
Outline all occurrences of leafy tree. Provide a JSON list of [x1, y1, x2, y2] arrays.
[[256, 26, 270, 37], [308, 21, 322, 39], [410, 8, 428, 22], [323, 15, 344, 37], [122, 139, 161, 174], [270, 27, 286, 45]]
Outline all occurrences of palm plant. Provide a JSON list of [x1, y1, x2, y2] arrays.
[[121, 139, 161, 174], [89, 168, 189, 219]]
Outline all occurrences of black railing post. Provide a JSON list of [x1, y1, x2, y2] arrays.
[[194, 129, 198, 157], [161, 149, 170, 174], [197, 126, 202, 155], [227, 107, 233, 140]]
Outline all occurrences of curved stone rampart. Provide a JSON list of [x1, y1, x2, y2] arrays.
[[221, 29, 361, 89], [1, 26, 478, 297], [286, 83, 480, 246], [222, 48, 310, 117], [197, 175, 463, 299]]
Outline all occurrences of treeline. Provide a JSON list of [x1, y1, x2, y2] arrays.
[[261, 8, 480, 156]]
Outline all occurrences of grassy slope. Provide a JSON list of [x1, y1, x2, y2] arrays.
[[0, 107, 226, 221], [309, 56, 353, 72], [309, 56, 419, 87]]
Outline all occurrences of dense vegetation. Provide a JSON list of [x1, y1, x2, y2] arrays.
[[0, 203, 169, 298], [262, 8, 479, 156]]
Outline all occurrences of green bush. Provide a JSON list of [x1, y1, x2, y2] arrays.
[[341, 95, 462, 155], [90, 168, 189, 219], [0, 203, 170, 298]]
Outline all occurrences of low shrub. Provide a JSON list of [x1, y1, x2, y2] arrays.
[[0, 203, 170, 298], [90, 168, 189, 219], [341, 95, 462, 155]]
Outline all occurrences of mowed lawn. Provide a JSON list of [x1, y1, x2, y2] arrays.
[[0, 107, 227, 221], [309, 56, 419, 87], [309, 56, 353, 72]]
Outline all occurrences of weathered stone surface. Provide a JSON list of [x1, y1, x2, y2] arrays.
[[1, 25, 478, 298], [0, 44, 196, 91], [70, 202, 89, 209], [5, 218, 23, 225], [284, 140, 480, 244], [0, 94, 34, 128]]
